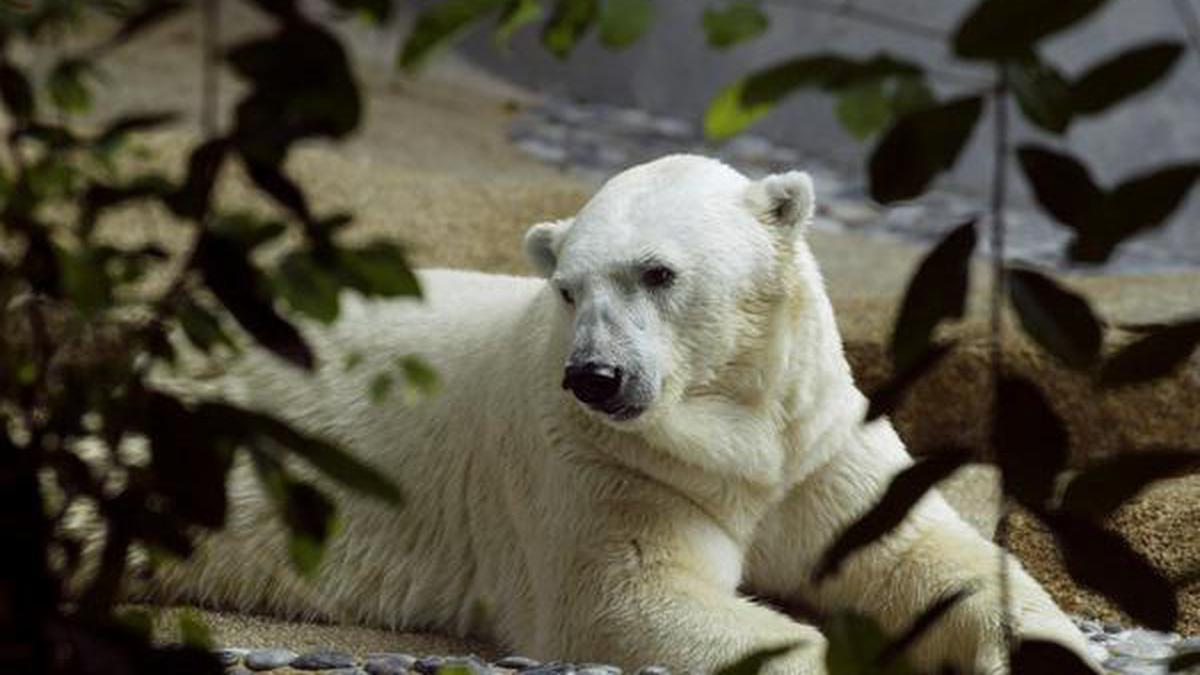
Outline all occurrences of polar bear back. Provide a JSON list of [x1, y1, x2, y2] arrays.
[[151, 269, 565, 640]]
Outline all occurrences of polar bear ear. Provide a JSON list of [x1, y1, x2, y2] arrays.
[[524, 218, 573, 277], [743, 170, 816, 237]]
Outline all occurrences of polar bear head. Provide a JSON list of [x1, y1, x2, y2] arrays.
[[524, 155, 817, 427]]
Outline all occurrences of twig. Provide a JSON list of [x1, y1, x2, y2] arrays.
[[989, 66, 1016, 663]]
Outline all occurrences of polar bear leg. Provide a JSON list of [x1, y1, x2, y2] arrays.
[[746, 421, 1093, 674], [551, 570, 827, 674]]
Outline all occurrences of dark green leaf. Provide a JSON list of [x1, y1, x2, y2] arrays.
[[705, 54, 921, 140], [369, 372, 394, 404], [241, 158, 313, 224], [1081, 163, 1200, 262], [399, 0, 506, 70], [1072, 42, 1184, 115], [887, 77, 936, 117], [836, 82, 891, 140], [106, 0, 185, 49], [335, 242, 421, 297], [275, 252, 342, 323], [993, 375, 1068, 509], [1010, 639, 1098, 675], [494, 0, 543, 47], [282, 480, 337, 577], [878, 589, 973, 669], [399, 356, 439, 397], [1016, 145, 1104, 232], [1061, 450, 1200, 520], [209, 211, 288, 250], [55, 247, 112, 316], [177, 609, 214, 649], [329, 0, 393, 23], [177, 298, 235, 352], [814, 449, 971, 582], [866, 342, 955, 422], [146, 393, 233, 528], [1170, 650, 1200, 673], [716, 643, 801, 675], [1007, 53, 1073, 134], [1099, 319, 1200, 387], [542, 0, 598, 58], [229, 23, 361, 158], [215, 404, 403, 505], [868, 96, 983, 203], [825, 612, 915, 675], [890, 219, 976, 373], [95, 111, 179, 147], [0, 63, 35, 123], [167, 138, 228, 221], [702, 1, 768, 49], [599, 0, 652, 48], [197, 232, 315, 369], [954, 0, 1110, 60], [1008, 267, 1103, 369], [1039, 510, 1177, 631], [47, 59, 92, 114]]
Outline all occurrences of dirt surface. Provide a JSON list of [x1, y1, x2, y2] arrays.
[[68, 3, 1199, 647]]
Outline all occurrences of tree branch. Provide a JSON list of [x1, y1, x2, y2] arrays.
[[988, 66, 1015, 663]]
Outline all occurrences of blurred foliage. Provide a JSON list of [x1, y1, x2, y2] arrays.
[[0, 0, 419, 672], [403, 0, 1200, 673]]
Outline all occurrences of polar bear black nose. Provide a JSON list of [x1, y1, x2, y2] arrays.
[[562, 363, 623, 406]]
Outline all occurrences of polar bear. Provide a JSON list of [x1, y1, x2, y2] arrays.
[[150, 155, 1092, 674]]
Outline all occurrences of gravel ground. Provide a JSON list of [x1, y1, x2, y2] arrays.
[[210, 618, 1200, 675]]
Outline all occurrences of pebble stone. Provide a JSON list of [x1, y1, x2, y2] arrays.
[[441, 655, 494, 674], [413, 655, 445, 674], [209, 617, 1200, 675], [495, 655, 541, 670], [292, 650, 357, 670], [217, 648, 247, 666], [365, 653, 416, 675], [244, 648, 298, 670]]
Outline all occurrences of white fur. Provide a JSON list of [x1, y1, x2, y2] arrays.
[[148, 156, 1092, 674]]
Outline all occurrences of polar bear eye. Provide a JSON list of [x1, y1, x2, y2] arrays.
[[559, 287, 575, 305], [641, 266, 676, 290]]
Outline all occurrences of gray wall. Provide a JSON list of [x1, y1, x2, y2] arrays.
[[460, 0, 1200, 270]]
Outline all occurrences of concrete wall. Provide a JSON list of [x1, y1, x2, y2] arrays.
[[458, 0, 1200, 270]]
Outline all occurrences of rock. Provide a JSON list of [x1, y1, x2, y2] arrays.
[[576, 664, 620, 675], [440, 655, 493, 674], [365, 657, 410, 675], [1084, 642, 1110, 665], [522, 662, 576, 675], [227, 668, 254, 675], [1102, 655, 1167, 675], [495, 655, 541, 670], [414, 656, 446, 674], [1108, 630, 1176, 660], [244, 648, 298, 670], [293, 649, 357, 669], [635, 668, 670, 675], [215, 648, 246, 666]]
